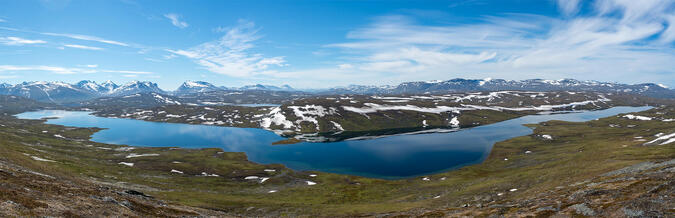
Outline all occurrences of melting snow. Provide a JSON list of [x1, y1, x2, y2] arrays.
[[118, 162, 134, 167], [260, 107, 294, 129], [31, 156, 55, 162], [449, 117, 460, 127], [125, 153, 160, 158], [644, 132, 675, 145], [201, 172, 219, 177], [330, 121, 344, 131], [343, 97, 610, 114], [622, 114, 652, 121]]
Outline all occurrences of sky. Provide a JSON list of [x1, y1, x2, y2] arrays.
[[0, 0, 674, 90]]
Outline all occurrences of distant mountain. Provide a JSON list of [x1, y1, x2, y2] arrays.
[[75, 80, 107, 93], [238, 84, 295, 92], [0, 83, 11, 90], [101, 80, 119, 94], [174, 81, 222, 95], [324, 78, 675, 99], [1, 78, 672, 103], [108, 81, 164, 96], [0, 81, 97, 103], [0, 80, 164, 103]]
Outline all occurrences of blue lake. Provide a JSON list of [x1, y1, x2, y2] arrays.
[[16, 106, 649, 179]]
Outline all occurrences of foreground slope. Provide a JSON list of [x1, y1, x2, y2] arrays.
[[0, 96, 672, 216]]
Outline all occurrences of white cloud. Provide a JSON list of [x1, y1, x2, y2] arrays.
[[0, 65, 153, 75], [557, 0, 581, 16], [42, 32, 128, 46], [0, 65, 87, 74], [0, 36, 46, 45], [169, 20, 286, 77], [164, 13, 188, 29], [0, 18, 5, 22], [64, 44, 104, 50], [338, 64, 353, 69], [303, 0, 675, 87]]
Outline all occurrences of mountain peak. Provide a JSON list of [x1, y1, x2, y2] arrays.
[[175, 81, 220, 95]]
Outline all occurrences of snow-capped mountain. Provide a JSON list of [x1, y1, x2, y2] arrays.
[[174, 81, 222, 95], [75, 80, 107, 93], [0, 81, 98, 103], [238, 84, 295, 91], [109, 81, 164, 96], [0, 80, 164, 103], [101, 80, 119, 94], [0, 83, 11, 89], [0, 78, 672, 103], [325, 78, 675, 98]]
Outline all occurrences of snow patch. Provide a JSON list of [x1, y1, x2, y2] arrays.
[[125, 153, 159, 158], [118, 162, 134, 167], [622, 114, 652, 121]]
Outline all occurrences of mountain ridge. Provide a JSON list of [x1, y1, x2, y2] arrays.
[[0, 78, 673, 103]]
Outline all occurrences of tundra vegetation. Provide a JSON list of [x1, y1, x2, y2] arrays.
[[0, 94, 673, 216]]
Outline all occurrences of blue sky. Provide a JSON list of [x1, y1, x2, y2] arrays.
[[1, 0, 674, 90]]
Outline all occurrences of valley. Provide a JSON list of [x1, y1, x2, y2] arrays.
[[0, 78, 674, 216], [0, 94, 673, 216]]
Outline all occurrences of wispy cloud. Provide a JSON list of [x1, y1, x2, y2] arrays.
[[557, 0, 581, 16], [101, 70, 154, 75], [0, 65, 90, 74], [164, 13, 188, 29], [0, 36, 46, 45], [0, 65, 154, 76], [168, 20, 286, 77], [0, 18, 6, 23], [42, 32, 129, 46], [64, 44, 104, 50], [309, 0, 675, 86]]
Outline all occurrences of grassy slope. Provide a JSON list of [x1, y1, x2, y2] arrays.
[[0, 100, 673, 216]]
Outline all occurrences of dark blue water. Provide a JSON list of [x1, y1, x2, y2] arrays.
[[16, 106, 649, 179]]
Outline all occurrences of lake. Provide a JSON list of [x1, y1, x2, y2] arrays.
[[16, 106, 650, 179]]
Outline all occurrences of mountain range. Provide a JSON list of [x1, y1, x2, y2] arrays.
[[326, 78, 674, 98], [0, 78, 672, 103]]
